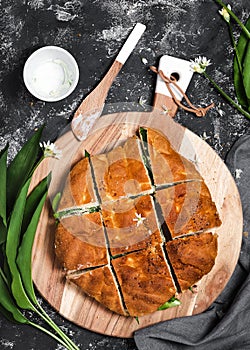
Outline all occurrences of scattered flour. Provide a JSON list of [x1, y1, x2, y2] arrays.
[[99, 25, 129, 42], [235, 168, 243, 179], [48, 1, 82, 21], [27, 0, 46, 10], [0, 339, 15, 349], [86, 337, 129, 350]]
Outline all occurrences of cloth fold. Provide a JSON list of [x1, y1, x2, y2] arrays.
[[134, 135, 250, 350]]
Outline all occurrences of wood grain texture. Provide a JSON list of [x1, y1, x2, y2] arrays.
[[71, 60, 122, 140], [31, 110, 243, 338], [153, 92, 178, 117]]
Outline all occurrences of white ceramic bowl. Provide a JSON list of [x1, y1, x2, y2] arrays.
[[23, 46, 79, 102]]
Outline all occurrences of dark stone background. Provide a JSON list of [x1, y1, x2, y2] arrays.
[[0, 0, 249, 349]]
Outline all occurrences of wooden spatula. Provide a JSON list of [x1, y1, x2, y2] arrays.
[[71, 22, 146, 141]]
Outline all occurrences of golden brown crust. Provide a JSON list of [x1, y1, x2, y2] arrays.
[[112, 245, 176, 317], [58, 157, 97, 210], [155, 181, 221, 238], [67, 265, 127, 316], [55, 213, 108, 270], [123, 137, 152, 193], [101, 195, 162, 255], [55, 127, 221, 317], [165, 232, 218, 291], [91, 136, 152, 202], [146, 127, 202, 186]]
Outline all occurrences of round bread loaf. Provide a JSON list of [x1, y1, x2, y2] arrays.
[[55, 127, 221, 317]]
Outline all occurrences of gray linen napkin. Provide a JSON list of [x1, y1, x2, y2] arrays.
[[134, 134, 250, 350]]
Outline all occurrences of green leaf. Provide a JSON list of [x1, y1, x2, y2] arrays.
[[0, 269, 28, 324], [189, 286, 194, 293], [2, 244, 12, 289], [139, 127, 154, 184], [6, 178, 35, 310], [234, 17, 250, 109], [55, 205, 100, 220], [139, 127, 147, 143], [52, 192, 61, 213], [22, 173, 51, 235], [7, 126, 44, 213], [0, 219, 7, 245], [84, 150, 90, 158], [0, 305, 20, 324], [158, 297, 181, 310], [242, 41, 250, 107], [17, 191, 48, 305], [0, 144, 8, 227], [134, 316, 140, 324]]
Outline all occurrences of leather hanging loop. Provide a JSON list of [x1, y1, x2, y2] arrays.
[[150, 66, 214, 117]]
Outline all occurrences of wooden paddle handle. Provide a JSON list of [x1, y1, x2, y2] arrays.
[[80, 22, 147, 109], [84, 22, 147, 104], [71, 23, 146, 140], [116, 23, 146, 64], [153, 55, 194, 117]]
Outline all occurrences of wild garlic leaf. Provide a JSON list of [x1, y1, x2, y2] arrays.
[[0, 130, 80, 350], [0, 144, 8, 228], [0, 305, 21, 324], [139, 127, 147, 142], [0, 220, 7, 246], [6, 178, 35, 310], [17, 190, 48, 305], [52, 192, 61, 213], [234, 17, 250, 109], [2, 252, 12, 289], [243, 41, 250, 109], [135, 316, 140, 324], [84, 150, 90, 158], [22, 173, 51, 235], [158, 297, 181, 310], [0, 269, 28, 324], [7, 126, 44, 213]]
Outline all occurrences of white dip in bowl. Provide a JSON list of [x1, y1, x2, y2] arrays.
[[23, 46, 79, 102]]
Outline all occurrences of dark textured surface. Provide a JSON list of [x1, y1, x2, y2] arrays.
[[0, 0, 249, 349]]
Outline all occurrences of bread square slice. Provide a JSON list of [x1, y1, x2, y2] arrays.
[[146, 127, 202, 186], [165, 232, 218, 291], [91, 136, 153, 202], [112, 244, 177, 316], [57, 156, 98, 211], [67, 265, 127, 316], [101, 195, 163, 256], [55, 212, 108, 271], [155, 181, 221, 238]]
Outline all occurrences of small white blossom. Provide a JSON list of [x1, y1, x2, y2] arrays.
[[141, 57, 148, 65], [190, 56, 212, 74], [217, 108, 225, 116], [235, 168, 243, 179], [161, 104, 169, 115], [219, 4, 231, 23], [138, 96, 147, 107], [200, 132, 211, 141], [40, 141, 62, 159], [133, 212, 146, 227]]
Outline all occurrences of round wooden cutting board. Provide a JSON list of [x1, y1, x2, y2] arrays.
[[31, 109, 243, 338]]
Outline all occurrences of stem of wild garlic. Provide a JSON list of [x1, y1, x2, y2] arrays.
[[214, 0, 250, 39], [203, 71, 250, 120], [36, 303, 80, 350], [29, 321, 75, 350], [227, 23, 243, 75]]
